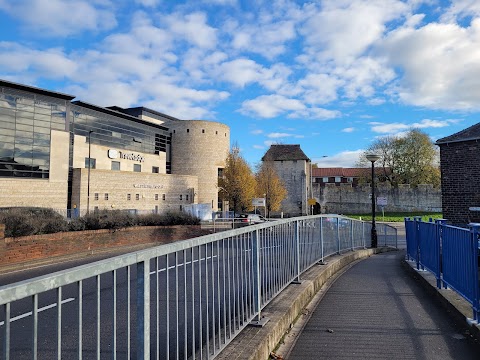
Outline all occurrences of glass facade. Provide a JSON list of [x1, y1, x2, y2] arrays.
[[0, 89, 68, 178], [70, 103, 170, 158]]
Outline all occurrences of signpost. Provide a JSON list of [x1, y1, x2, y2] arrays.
[[252, 198, 266, 216], [376, 197, 387, 221]]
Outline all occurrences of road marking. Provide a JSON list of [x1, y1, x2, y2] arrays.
[[149, 255, 218, 274], [0, 298, 75, 326]]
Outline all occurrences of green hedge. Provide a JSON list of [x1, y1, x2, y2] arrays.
[[0, 208, 200, 237]]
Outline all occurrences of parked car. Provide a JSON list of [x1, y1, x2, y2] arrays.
[[237, 213, 268, 226]]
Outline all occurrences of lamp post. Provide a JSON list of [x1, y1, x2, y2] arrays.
[[87, 130, 93, 215], [366, 154, 381, 248]]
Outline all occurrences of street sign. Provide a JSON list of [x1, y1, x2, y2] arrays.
[[377, 197, 387, 206], [252, 198, 266, 207], [308, 198, 317, 206]]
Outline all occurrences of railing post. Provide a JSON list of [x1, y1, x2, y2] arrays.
[[250, 229, 269, 326], [293, 220, 302, 283], [384, 223, 387, 247], [337, 218, 341, 254], [137, 260, 150, 359], [468, 223, 480, 322], [435, 219, 447, 289], [320, 217, 325, 263], [350, 219, 354, 251], [362, 221, 366, 249], [413, 216, 422, 270]]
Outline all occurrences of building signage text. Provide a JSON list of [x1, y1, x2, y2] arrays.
[[134, 184, 164, 189], [108, 149, 144, 162]]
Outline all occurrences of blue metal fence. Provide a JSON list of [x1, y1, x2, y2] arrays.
[[0, 215, 396, 359], [405, 218, 480, 322]]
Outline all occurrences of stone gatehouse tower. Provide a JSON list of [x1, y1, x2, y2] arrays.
[[261, 144, 311, 217]]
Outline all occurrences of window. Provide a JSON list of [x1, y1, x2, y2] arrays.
[[335, 177, 341, 183], [105, 193, 109, 200], [136, 194, 140, 200], [180, 194, 183, 200], [111, 161, 120, 171], [94, 193, 99, 201], [155, 194, 159, 200], [155, 205, 159, 214], [85, 158, 96, 169], [134, 164, 141, 172], [347, 177, 354, 183], [127, 194, 131, 201], [187, 129, 189, 133], [186, 194, 189, 201], [202, 129, 205, 133], [218, 168, 224, 178], [322, 177, 328, 182], [162, 194, 166, 201], [152, 166, 159, 174]]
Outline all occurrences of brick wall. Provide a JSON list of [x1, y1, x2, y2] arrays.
[[439, 140, 480, 225], [1, 226, 211, 266]]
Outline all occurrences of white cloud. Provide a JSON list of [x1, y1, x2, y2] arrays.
[[240, 94, 305, 118], [369, 119, 456, 134], [0, 0, 117, 36], [251, 129, 263, 135], [380, 18, 480, 110], [313, 150, 364, 168], [267, 132, 293, 138], [134, 0, 160, 7], [253, 144, 265, 149], [342, 127, 355, 133], [165, 12, 218, 49]]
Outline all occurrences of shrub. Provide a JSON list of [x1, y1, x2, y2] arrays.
[[82, 210, 137, 230], [137, 211, 200, 226], [0, 207, 68, 237]]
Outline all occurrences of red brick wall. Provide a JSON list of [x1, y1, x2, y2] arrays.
[[1, 226, 211, 266]]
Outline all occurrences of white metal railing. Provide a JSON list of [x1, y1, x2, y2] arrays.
[[0, 215, 397, 359]]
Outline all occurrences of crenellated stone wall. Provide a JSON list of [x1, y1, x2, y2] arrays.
[[313, 183, 442, 214]]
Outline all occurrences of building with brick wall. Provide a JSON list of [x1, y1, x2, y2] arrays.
[[436, 123, 480, 225], [261, 144, 311, 216], [0, 79, 230, 215]]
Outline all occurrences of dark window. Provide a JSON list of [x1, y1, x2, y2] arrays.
[[202, 129, 205, 133], [94, 193, 99, 201], [187, 129, 189, 133], [134, 164, 141, 172], [152, 166, 159, 173], [186, 194, 189, 201], [105, 193, 109, 200], [111, 161, 120, 171], [180, 194, 183, 200], [155, 194, 159, 200], [127, 194, 131, 200], [85, 158, 96, 169], [162, 194, 166, 200], [136, 194, 140, 200]]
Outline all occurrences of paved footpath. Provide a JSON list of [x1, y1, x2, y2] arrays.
[[287, 250, 480, 359]]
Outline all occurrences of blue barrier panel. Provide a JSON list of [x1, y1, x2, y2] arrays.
[[441, 225, 477, 314], [418, 221, 440, 284], [405, 218, 418, 262]]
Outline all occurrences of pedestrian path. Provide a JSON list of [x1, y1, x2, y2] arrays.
[[287, 250, 480, 359]]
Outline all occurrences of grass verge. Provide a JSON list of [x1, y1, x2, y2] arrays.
[[344, 212, 443, 222]]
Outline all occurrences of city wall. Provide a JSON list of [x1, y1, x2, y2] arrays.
[[0, 225, 211, 267], [313, 183, 442, 214]]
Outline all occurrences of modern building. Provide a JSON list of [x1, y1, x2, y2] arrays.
[[261, 144, 311, 216], [0, 79, 230, 215], [436, 123, 480, 225]]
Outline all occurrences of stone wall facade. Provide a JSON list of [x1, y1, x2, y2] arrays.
[[168, 120, 230, 211], [314, 183, 442, 214], [271, 160, 310, 216], [0, 225, 211, 267], [439, 139, 480, 224]]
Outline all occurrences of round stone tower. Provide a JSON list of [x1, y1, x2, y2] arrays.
[[167, 120, 230, 211]]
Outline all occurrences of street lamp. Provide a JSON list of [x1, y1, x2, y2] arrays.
[[366, 153, 381, 248], [87, 130, 93, 215]]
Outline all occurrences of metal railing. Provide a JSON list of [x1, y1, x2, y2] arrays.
[[405, 218, 480, 322], [0, 215, 397, 359]]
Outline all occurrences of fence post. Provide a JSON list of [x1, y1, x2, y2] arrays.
[[250, 229, 269, 326], [137, 260, 150, 359], [413, 216, 422, 270], [350, 219, 354, 251], [318, 217, 326, 265], [293, 220, 302, 283], [337, 218, 341, 254], [384, 224, 387, 247], [468, 223, 480, 322], [435, 219, 447, 289], [362, 221, 366, 249]]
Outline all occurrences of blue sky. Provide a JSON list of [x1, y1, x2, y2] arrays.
[[1, 0, 480, 168]]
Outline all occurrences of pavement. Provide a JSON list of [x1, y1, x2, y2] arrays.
[[217, 222, 480, 360]]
